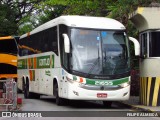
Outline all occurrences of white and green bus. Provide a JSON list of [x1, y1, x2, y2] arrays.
[[17, 15, 139, 106]]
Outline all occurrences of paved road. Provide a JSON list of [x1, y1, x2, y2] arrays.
[[1, 94, 160, 120], [19, 94, 132, 111]]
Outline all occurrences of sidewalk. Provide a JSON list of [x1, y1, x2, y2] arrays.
[[121, 96, 160, 112]]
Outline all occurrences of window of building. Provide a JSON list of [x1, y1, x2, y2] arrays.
[[149, 32, 160, 57], [140, 33, 148, 57]]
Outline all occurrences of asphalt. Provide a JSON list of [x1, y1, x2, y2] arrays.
[[0, 88, 160, 113]]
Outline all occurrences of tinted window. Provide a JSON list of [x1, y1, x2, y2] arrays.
[[19, 26, 58, 56], [19, 37, 30, 56], [0, 39, 17, 55]]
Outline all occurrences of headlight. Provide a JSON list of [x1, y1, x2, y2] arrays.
[[66, 76, 74, 83], [119, 82, 130, 88]]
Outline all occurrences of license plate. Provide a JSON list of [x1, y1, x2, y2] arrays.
[[97, 93, 107, 98]]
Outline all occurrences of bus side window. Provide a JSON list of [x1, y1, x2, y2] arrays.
[[51, 42, 57, 52], [19, 37, 28, 56], [48, 27, 58, 55], [22, 49, 28, 56], [44, 43, 48, 52]]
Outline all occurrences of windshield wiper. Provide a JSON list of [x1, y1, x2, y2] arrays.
[[86, 57, 100, 78]]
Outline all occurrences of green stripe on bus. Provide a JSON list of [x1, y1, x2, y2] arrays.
[[73, 75, 77, 81], [86, 77, 129, 86], [52, 55, 54, 68], [18, 59, 27, 69], [37, 55, 51, 69], [18, 55, 55, 69]]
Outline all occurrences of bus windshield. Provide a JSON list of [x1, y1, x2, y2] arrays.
[[0, 39, 17, 55], [70, 28, 130, 76]]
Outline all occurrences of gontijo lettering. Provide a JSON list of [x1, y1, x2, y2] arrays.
[[39, 58, 50, 67], [18, 61, 22, 67]]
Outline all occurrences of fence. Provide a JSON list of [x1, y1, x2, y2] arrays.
[[0, 78, 17, 111]]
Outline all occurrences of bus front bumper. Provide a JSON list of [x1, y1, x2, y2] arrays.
[[65, 83, 130, 101]]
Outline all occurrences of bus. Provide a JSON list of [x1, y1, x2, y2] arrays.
[[0, 36, 18, 90], [18, 15, 139, 106]]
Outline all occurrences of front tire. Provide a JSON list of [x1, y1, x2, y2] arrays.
[[54, 83, 66, 106], [24, 79, 39, 99], [24, 83, 29, 98], [24, 80, 30, 98]]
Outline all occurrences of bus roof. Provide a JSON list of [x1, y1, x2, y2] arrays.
[[20, 15, 126, 39]]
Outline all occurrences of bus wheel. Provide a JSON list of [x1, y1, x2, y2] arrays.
[[24, 82, 29, 98], [54, 83, 65, 106], [22, 78, 25, 92], [24, 79, 31, 99], [103, 101, 112, 108], [24, 81, 37, 99]]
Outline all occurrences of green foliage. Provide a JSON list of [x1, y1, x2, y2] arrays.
[[38, 0, 108, 17], [0, 0, 42, 36], [1, 0, 160, 38], [37, 5, 66, 25], [0, 4, 17, 36], [107, 0, 160, 27], [18, 16, 37, 35], [31, 0, 109, 29]]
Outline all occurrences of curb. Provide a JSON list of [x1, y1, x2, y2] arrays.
[[117, 101, 160, 117]]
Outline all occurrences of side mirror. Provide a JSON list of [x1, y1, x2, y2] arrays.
[[129, 37, 140, 56], [62, 34, 70, 53]]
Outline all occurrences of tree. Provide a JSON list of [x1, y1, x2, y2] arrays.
[[43, 0, 109, 16], [107, 0, 160, 31], [0, 3, 17, 36], [0, 0, 42, 36], [35, 0, 109, 25], [37, 4, 66, 25]]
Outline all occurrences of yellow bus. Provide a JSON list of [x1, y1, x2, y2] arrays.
[[0, 36, 19, 89]]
